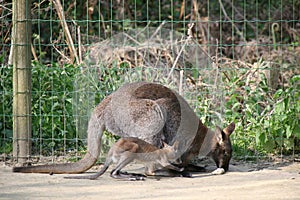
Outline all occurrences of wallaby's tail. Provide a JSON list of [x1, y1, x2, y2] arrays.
[[12, 152, 98, 174], [88, 164, 109, 180], [64, 164, 110, 180], [13, 111, 105, 174], [64, 154, 112, 179]]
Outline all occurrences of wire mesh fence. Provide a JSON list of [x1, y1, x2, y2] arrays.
[[0, 0, 299, 163]]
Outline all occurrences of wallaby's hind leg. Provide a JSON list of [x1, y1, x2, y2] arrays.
[[110, 170, 146, 181], [111, 170, 146, 181], [110, 157, 146, 181]]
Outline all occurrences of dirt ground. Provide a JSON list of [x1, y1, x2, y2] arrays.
[[0, 159, 300, 200]]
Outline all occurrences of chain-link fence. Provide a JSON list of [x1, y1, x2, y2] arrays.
[[0, 0, 299, 163]]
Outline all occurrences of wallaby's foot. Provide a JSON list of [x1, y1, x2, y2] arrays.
[[120, 171, 147, 180], [110, 171, 146, 181], [185, 164, 207, 172]]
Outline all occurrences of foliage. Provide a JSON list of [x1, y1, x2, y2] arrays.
[[30, 61, 80, 155], [224, 72, 300, 156], [30, 61, 128, 155], [261, 75, 300, 152], [0, 62, 13, 154]]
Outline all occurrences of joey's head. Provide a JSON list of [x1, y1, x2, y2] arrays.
[[162, 141, 181, 164], [210, 122, 235, 172]]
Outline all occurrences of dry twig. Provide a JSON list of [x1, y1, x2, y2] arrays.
[[52, 0, 79, 64], [218, 0, 246, 42]]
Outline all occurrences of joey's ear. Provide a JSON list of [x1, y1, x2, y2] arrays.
[[223, 122, 235, 136], [215, 126, 224, 144], [162, 141, 169, 148], [172, 141, 179, 149]]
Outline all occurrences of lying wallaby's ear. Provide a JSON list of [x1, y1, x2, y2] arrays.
[[215, 126, 224, 144], [223, 122, 235, 136]]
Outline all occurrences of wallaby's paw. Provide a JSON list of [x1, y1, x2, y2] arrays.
[[211, 168, 225, 175]]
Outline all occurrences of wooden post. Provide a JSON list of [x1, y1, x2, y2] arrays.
[[12, 0, 32, 163]]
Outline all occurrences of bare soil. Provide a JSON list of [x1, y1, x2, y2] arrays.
[[0, 159, 300, 200]]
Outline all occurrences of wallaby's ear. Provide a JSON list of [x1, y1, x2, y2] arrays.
[[223, 122, 235, 136], [215, 126, 224, 144]]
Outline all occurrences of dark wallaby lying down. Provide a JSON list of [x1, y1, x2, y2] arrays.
[[65, 137, 183, 180], [13, 82, 235, 176]]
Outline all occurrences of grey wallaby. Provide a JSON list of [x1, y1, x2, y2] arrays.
[[65, 137, 183, 180], [13, 82, 235, 176]]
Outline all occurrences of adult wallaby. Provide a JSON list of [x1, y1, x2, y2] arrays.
[[65, 137, 183, 180], [13, 82, 235, 176]]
